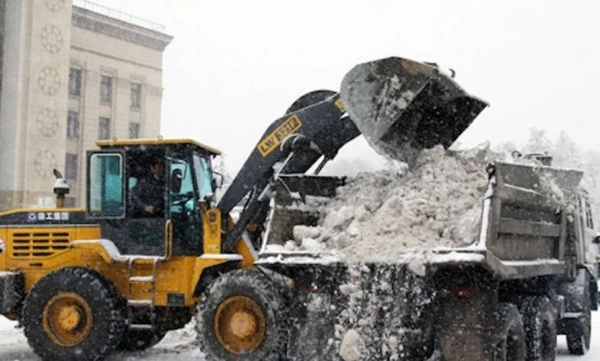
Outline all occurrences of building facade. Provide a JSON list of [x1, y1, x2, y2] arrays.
[[0, 0, 172, 210]]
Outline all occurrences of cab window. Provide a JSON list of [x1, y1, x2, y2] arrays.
[[88, 153, 124, 217], [169, 157, 196, 214], [193, 153, 214, 201]]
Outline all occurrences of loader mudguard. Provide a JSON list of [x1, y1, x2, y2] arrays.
[[0, 271, 24, 317], [70, 239, 125, 264]]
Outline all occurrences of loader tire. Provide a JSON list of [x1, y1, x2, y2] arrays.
[[566, 280, 591, 355], [22, 267, 126, 361], [520, 296, 556, 361], [495, 303, 526, 361], [196, 269, 288, 361], [116, 329, 167, 351]]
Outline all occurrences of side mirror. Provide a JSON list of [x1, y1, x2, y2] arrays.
[[594, 235, 600, 244], [212, 172, 225, 191], [171, 168, 183, 193]]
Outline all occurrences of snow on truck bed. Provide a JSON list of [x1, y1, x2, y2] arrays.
[[270, 144, 494, 264]]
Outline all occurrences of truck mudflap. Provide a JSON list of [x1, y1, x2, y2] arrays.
[[340, 57, 488, 160]]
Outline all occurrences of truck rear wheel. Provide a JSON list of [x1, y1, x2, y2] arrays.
[[22, 268, 126, 361], [521, 296, 556, 361], [196, 269, 288, 361], [495, 303, 526, 361], [566, 280, 591, 355]]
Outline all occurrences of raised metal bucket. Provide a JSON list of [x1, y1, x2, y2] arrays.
[[340, 57, 488, 161]]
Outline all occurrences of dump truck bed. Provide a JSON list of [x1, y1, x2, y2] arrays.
[[257, 160, 583, 280]]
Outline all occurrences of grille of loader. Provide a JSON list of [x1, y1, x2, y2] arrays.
[[11, 231, 71, 258]]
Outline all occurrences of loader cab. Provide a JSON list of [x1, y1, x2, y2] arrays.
[[86, 138, 222, 257]]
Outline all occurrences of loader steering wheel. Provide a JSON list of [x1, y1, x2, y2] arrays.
[[172, 191, 194, 207]]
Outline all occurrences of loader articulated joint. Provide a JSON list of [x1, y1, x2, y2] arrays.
[[280, 134, 310, 155]]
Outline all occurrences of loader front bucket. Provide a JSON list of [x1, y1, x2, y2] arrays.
[[340, 57, 488, 160]]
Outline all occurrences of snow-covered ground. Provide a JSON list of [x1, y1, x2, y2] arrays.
[[2, 312, 600, 360], [0, 316, 202, 361]]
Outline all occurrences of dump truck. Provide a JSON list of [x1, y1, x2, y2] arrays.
[[252, 159, 599, 361], [0, 55, 593, 361]]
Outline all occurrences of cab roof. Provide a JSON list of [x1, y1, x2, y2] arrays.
[[96, 137, 222, 156]]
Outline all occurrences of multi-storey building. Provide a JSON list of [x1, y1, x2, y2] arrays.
[[0, 0, 172, 209]]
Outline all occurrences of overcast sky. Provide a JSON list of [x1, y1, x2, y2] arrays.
[[95, 0, 600, 174]]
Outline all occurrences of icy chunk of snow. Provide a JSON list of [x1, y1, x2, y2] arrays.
[[339, 329, 366, 361]]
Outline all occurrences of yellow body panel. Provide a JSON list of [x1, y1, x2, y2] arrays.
[[203, 208, 222, 254], [1, 220, 255, 308], [0, 203, 257, 319], [0, 229, 7, 272], [235, 237, 257, 270], [1, 225, 101, 292]]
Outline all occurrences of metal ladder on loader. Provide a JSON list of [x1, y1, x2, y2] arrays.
[[126, 256, 162, 331], [125, 221, 173, 331]]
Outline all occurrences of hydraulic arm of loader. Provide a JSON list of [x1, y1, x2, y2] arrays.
[[217, 92, 361, 251], [217, 56, 488, 253]]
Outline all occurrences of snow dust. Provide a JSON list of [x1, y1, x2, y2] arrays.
[[334, 264, 435, 361]]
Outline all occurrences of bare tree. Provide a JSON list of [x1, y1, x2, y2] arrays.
[[524, 127, 553, 154]]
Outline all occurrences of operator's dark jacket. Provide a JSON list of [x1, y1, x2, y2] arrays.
[[131, 174, 165, 217]]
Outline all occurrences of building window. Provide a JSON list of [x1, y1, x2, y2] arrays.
[[100, 75, 112, 103], [99, 117, 111, 140], [131, 82, 141, 108], [129, 122, 140, 139], [65, 153, 78, 180], [67, 111, 79, 138], [65, 196, 77, 207], [69, 68, 82, 96]]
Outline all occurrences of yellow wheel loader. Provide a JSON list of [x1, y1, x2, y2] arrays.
[[0, 56, 487, 361]]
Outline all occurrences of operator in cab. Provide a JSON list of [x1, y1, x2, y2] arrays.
[[131, 158, 165, 217]]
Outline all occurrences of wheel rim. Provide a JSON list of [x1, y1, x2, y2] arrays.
[[42, 292, 93, 347], [214, 295, 266, 354]]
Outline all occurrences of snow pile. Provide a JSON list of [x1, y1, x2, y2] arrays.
[[159, 318, 198, 351], [0, 316, 17, 332], [286, 144, 492, 263]]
